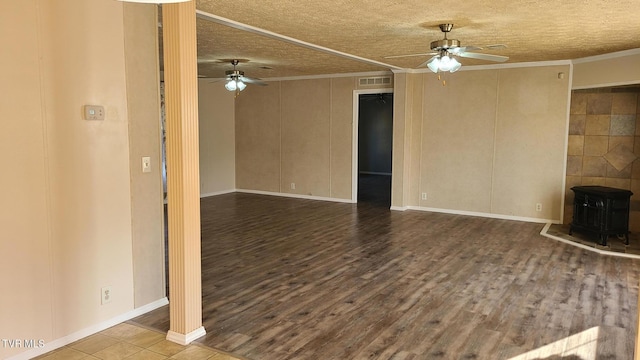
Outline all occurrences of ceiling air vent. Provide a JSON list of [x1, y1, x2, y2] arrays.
[[358, 76, 392, 87]]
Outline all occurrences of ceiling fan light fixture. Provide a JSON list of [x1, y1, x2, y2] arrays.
[[225, 77, 246, 92], [222, 59, 267, 92], [225, 79, 238, 91], [449, 58, 462, 73], [439, 55, 453, 71], [427, 51, 462, 73], [427, 58, 440, 73]]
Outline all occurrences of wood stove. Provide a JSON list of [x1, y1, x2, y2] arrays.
[[570, 186, 633, 246]]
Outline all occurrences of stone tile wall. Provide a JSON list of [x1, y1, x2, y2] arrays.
[[565, 86, 640, 232]]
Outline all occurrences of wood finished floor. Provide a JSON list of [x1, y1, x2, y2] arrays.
[[132, 189, 640, 360]]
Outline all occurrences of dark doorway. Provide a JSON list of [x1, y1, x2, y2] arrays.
[[357, 93, 393, 207]]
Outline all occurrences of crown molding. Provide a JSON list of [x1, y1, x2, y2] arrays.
[[195, 9, 403, 72], [262, 70, 394, 82], [199, 70, 395, 83], [572, 48, 640, 64]]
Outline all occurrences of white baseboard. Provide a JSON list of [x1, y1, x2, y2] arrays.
[[406, 205, 560, 224], [7, 297, 169, 360], [193, 189, 565, 226], [390, 206, 407, 211], [236, 189, 355, 204], [166, 326, 206, 345], [200, 189, 236, 198]]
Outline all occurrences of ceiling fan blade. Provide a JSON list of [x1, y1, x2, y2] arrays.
[[417, 56, 438, 68], [458, 52, 509, 62], [241, 76, 268, 86], [484, 44, 508, 50], [197, 59, 220, 64], [449, 46, 482, 54], [384, 52, 437, 59]]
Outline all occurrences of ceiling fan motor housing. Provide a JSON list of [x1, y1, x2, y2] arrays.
[[226, 69, 244, 78], [430, 38, 460, 51]]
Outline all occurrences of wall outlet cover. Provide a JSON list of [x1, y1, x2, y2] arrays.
[[101, 286, 112, 305]]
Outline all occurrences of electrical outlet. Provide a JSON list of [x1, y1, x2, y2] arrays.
[[421, 192, 427, 200], [290, 182, 296, 190], [536, 203, 542, 212], [101, 286, 112, 305]]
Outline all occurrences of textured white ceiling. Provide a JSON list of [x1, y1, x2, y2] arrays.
[[171, 0, 640, 79]]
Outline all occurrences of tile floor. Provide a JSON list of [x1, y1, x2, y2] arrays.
[[33, 322, 244, 360], [546, 223, 640, 256]]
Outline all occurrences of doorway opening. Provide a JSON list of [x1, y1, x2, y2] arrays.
[[354, 91, 393, 207]]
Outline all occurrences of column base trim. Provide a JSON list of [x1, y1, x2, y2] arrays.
[[166, 326, 206, 345]]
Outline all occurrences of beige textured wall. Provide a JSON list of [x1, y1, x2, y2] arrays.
[[198, 80, 236, 195], [0, 1, 53, 358], [492, 66, 569, 219], [236, 66, 569, 219], [407, 73, 424, 207], [411, 65, 570, 221], [1, 1, 163, 358], [331, 77, 355, 200], [391, 72, 423, 208], [123, 3, 165, 308], [421, 70, 499, 212], [236, 83, 282, 192], [573, 52, 640, 89], [236, 77, 357, 199], [281, 79, 332, 196], [40, 0, 135, 337], [391, 72, 409, 207]]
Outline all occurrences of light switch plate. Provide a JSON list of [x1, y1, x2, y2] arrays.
[[142, 157, 151, 173], [84, 105, 105, 120]]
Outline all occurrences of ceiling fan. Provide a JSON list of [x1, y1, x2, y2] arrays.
[[223, 59, 267, 93], [386, 24, 509, 73]]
